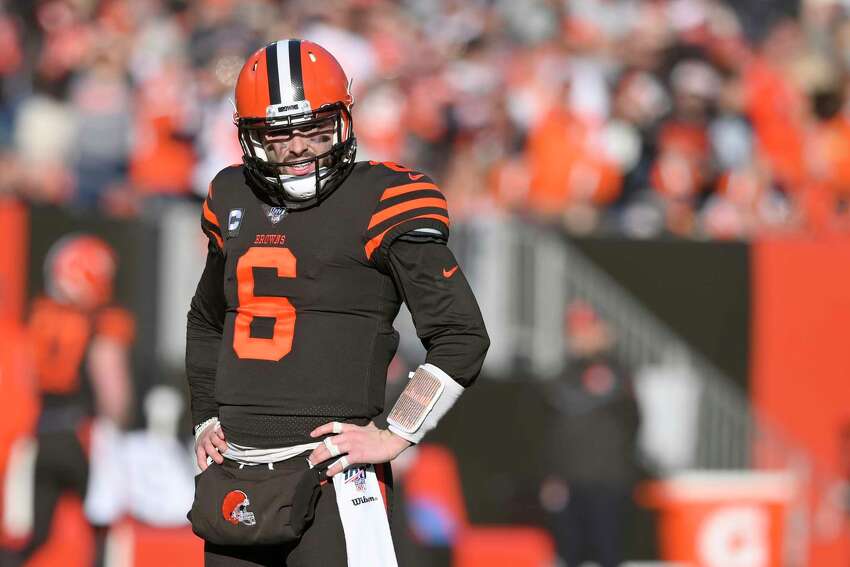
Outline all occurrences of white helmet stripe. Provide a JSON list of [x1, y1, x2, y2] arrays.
[[275, 40, 290, 103], [275, 40, 305, 104]]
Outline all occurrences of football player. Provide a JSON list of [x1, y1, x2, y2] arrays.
[[7, 234, 134, 566], [186, 39, 489, 566]]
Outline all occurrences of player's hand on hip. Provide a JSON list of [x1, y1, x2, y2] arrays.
[[195, 421, 226, 471], [308, 421, 412, 477]]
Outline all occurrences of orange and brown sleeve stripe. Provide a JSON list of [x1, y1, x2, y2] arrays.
[[365, 181, 450, 260], [379, 181, 440, 201], [201, 198, 223, 249], [365, 213, 450, 260], [368, 197, 448, 230]]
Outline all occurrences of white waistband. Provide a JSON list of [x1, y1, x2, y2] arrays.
[[222, 440, 321, 465]]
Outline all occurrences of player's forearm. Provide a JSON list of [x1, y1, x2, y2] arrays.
[[383, 239, 489, 444], [423, 328, 489, 387], [88, 337, 133, 427], [386, 239, 490, 387], [186, 312, 221, 426], [186, 248, 227, 426], [185, 366, 218, 430], [185, 298, 223, 426]]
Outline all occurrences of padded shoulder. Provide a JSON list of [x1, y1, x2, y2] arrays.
[[362, 161, 450, 265]]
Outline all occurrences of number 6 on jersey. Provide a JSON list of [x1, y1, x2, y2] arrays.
[[234, 247, 296, 360]]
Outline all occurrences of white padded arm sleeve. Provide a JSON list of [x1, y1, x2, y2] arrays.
[[387, 363, 464, 444]]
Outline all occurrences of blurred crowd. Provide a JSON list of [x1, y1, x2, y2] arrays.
[[5, 0, 850, 238]]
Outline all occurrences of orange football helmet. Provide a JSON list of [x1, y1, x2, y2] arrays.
[[44, 234, 117, 309], [234, 39, 356, 209]]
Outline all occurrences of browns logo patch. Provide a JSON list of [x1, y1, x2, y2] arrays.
[[221, 490, 257, 526]]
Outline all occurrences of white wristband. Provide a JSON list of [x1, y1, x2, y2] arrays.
[[387, 363, 463, 444], [194, 417, 219, 442]]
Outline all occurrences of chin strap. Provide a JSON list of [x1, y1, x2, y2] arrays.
[[387, 364, 464, 444], [275, 166, 330, 202]]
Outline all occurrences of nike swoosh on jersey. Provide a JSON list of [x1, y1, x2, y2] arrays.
[[408, 173, 424, 181], [442, 266, 459, 278]]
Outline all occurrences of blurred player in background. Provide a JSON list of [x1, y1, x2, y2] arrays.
[[186, 39, 488, 566], [540, 301, 641, 567], [4, 234, 134, 566]]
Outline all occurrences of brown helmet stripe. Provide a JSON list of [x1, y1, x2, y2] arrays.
[[265, 44, 281, 104], [287, 39, 304, 101]]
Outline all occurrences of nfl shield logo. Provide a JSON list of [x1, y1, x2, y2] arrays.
[[344, 467, 368, 492], [228, 209, 244, 237], [264, 206, 287, 224]]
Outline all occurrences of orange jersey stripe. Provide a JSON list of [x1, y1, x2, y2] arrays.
[[203, 200, 221, 230], [204, 226, 224, 249], [380, 182, 439, 201], [368, 198, 447, 230], [365, 214, 450, 259]]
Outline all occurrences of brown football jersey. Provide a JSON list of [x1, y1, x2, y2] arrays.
[[194, 161, 451, 446]]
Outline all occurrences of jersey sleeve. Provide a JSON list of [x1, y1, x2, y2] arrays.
[[364, 165, 450, 267], [186, 178, 227, 427], [95, 307, 135, 345], [385, 239, 489, 387], [201, 182, 224, 252]]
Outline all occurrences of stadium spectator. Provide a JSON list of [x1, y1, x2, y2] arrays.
[[3, 0, 850, 234], [539, 300, 641, 567], [69, 45, 133, 210]]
